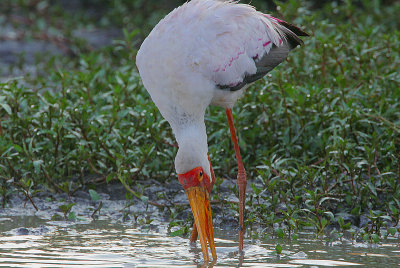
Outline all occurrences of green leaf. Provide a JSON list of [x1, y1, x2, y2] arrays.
[[89, 189, 101, 201], [389, 204, 398, 215], [324, 211, 335, 221], [68, 212, 76, 221], [13, 144, 23, 152], [169, 221, 179, 228], [363, 234, 369, 241], [379, 215, 392, 221], [276, 228, 284, 239], [367, 182, 377, 196], [170, 228, 185, 237], [275, 244, 282, 254], [59, 203, 76, 213], [371, 234, 379, 243], [0, 102, 12, 115], [33, 160, 43, 174], [319, 197, 339, 205], [51, 213, 64, 221], [251, 183, 261, 195], [106, 173, 114, 183], [388, 227, 396, 236], [338, 217, 345, 227]]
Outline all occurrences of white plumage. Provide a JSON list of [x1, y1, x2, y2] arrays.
[[136, 0, 301, 178]]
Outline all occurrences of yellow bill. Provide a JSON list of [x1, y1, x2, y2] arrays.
[[186, 186, 217, 262]]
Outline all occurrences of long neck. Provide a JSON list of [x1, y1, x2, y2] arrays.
[[173, 118, 211, 178]]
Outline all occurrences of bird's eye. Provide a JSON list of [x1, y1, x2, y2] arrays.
[[199, 171, 203, 177]]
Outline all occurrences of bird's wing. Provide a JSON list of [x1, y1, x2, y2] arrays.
[[189, 1, 307, 91]]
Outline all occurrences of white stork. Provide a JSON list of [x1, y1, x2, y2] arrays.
[[136, 0, 308, 262]]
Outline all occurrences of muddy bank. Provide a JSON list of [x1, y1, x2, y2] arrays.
[[0, 173, 385, 240], [0, 177, 243, 236]]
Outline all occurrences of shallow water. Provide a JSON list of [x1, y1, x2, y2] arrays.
[[0, 216, 399, 267]]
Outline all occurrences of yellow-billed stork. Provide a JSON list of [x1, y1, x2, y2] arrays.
[[136, 0, 308, 262]]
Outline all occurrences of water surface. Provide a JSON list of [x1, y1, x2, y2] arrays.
[[0, 216, 399, 267]]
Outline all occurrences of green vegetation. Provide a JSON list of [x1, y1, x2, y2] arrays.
[[1, 0, 400, 242]]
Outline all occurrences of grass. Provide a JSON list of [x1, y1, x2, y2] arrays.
[[1, 0, 400, 242]]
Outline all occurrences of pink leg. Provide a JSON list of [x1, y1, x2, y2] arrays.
[[226, 108, 247, 253], [190, 154, 216, 243]]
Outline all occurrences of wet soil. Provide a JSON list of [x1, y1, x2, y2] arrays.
[[1, 176, 241, 233]]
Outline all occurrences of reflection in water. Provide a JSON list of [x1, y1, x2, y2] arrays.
[[289, 259, 361, 266], [0, 216, 399, 267]]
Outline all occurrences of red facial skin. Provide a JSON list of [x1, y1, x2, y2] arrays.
[[178, 167, 211, 193]]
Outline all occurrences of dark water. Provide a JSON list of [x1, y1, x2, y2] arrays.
[[0, 216, 399, 267]]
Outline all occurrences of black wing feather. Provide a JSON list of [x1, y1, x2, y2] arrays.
[[217, 21, 308, 92]]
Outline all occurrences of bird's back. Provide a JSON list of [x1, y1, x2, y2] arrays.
[[136, 0, 308, 114]]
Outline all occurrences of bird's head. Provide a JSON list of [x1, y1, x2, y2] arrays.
[[178, 166, 216, 261], [178, 166, 211, 193]]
